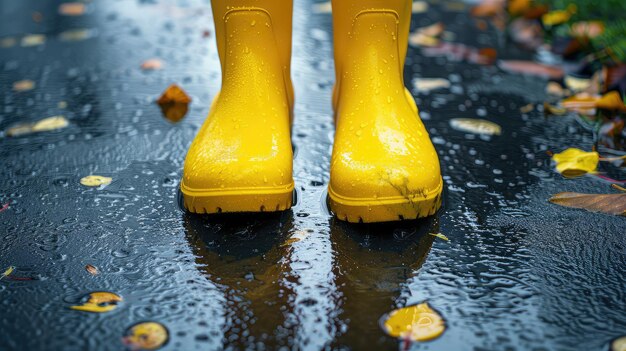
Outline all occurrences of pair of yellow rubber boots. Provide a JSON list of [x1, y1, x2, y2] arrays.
[[180, 0, 443, 223]]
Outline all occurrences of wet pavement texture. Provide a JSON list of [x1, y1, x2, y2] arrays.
[[1, 0, 625, 350]]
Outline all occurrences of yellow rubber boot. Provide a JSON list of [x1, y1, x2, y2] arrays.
[[328, 0, 443, 223], [181, 0, 295, 214]]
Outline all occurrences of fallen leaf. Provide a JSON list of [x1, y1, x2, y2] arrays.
[[507, 0, 531, 16], [542, 6, 575, 27], [5, 116, 69, 137], [157, 84, 192, 123], [422, 43, 497, 65], [562, 91, 626, 112], [499, 60, 564, 79], [0, 266, 15, 281], [32, 116, 69, 132], [381, 302, 446, 342], [413, 78, 450, 93], [571, 21, 604, 39], [312, 1, 332, 14], [80, 175, 113, 187], [549, 192, 626, 216], [70, 291, 122, 313], [429, 233, 449, 241], [85, 264, 99, 276], [409, 23, 445, 48], [417, 22, 445, 37], [0, 202, 9, 213], [552, 148, 599, 177], [471, 0, 505, 17], [508, 18, 543, 49], [412, 1, 429, 14], [546, 81, 566, 96], [13, 80, 35, 92], [59, 28, 96, 42], [123, 322, 169, 351], [141, 59, 164, 71], [21, 34, 45, 47], [520, 103, 534, 113], [611, 336, 626, 351], [564, 75, 590, 92], [449, 118, 501, 135], [58, 3, 86, 16], [543, 102, 567, 116]]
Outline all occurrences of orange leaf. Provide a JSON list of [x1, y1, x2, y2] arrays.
[[596, 91, 626, 112], [58, 3, 86, 16], [141, 59, 164, 71], [157, 84, 192, 123], [471, 0, 505, 17]]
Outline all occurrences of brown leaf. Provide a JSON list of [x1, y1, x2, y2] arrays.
[[58, 3, 86, 16], [562, 91, 626, 112], [85, 264, 99, 276], [471, 0, 505, 17], [507, 0, 531, 16], [422, 43, 497, 65], [157, 84, 192, 123], [549, 192, 626, 216], [499, 60, 564, 79]]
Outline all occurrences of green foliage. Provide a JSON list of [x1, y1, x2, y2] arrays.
[[590, 21, 626, 65]]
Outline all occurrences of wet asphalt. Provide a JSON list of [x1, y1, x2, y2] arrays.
[[0, 0, 625, 350]]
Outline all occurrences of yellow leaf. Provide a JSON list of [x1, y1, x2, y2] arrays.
[[564, 75, 590, 92], [59, 28, 95, 42], [123, 322, 169, 350], [1, 266, 15, 280], [382, 302, 446, 342], [429, 233, 449, 241], [413, 78, 450, 93], [596, 91, 626, 112], [552, 148, 599, 178], [5, 116, 69, 137], [542, 6, 575, 27], [549, 192, 626, 216], [32, 116, 69, 132], [612, 336, 626, 351], [21, 34, 45, 47], [80, 175, 113, 187], [58, 3, 86, 16], [70, 291, 122, 313], [449, 118, 502, 135]]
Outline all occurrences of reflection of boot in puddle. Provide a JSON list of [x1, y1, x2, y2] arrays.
[[184, 212, 294, 347], [330, 216, 439, 349]]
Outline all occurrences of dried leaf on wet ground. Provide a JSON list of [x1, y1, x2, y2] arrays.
[[58, 3, 86, 16], [5, 116, 69, 137], [21, 34, 45, 47], [413, 78, 450, 93], [123, 322, 169, 350], [141, 59, 164, 71], [157, 84, 192, 123], [549, 192, 626, 216], [1, 266, 15, 281], [422, 43, 497, 65], [85, 265, 99, 276], [450, 118, 501, 135], [381, 302, 446, 342], [409, 22, 445, 48], [499, 60, 564, 79], [612, 336, 626, 351], [552, 148, 598, 178], [59, 28, 96, 42], [70, 291, 122, 313], [13, 80, 35, 92], [429, 233, 449, 241], [80, 175, 113, 187]]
